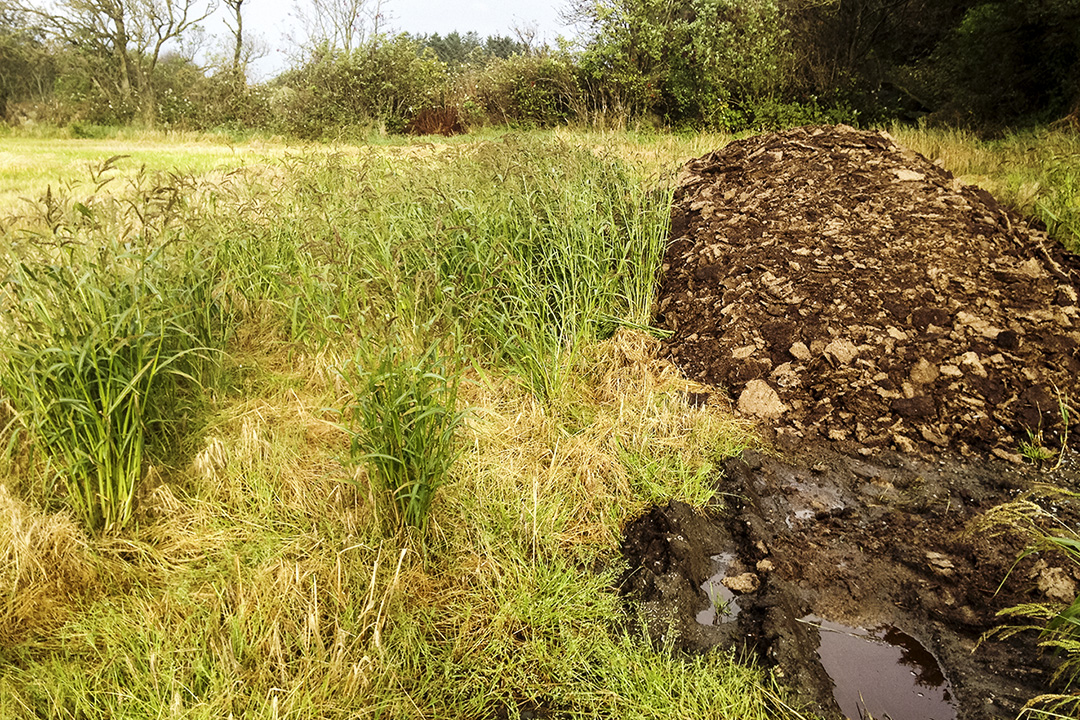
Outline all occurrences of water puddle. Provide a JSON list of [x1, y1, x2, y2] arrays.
[[805, 616, 956, 720], [696, 553, 741, 625]]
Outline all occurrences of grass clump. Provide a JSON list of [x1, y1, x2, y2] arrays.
[[0, 243, 211, 534], [977, 487, 1080, 718], [344, 337, 465, 531]]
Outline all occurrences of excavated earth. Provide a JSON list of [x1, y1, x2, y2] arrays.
[[620, 126, 1080, 719]]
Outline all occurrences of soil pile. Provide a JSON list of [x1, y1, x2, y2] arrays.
[[624, 125, 1080, 718], [655, 124, 1080, 458]]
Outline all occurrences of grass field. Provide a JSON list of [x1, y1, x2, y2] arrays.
[[0, 123, 1077, 719]]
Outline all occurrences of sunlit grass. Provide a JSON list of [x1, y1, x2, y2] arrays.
[[1, 121, 1075, 718], [0, 132, 791, 719]]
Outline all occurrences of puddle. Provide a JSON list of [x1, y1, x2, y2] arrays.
[[695, 553, 741, 625], [806, 616, 957, 720]]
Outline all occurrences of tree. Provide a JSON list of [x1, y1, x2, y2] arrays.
[[222, 0, 243, 78], [20, 0, 215, 119], [0, 0, 57, 117], [290, 0, 385, 54], [925, 0, 1080, 124], [570, 0, 791, 125]]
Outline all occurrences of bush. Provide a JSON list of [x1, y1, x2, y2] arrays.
[[274, 35, 448, 137], [467, 52, 581, 127]]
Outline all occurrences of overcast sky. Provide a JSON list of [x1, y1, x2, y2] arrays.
[[238, 0, 572, 79]]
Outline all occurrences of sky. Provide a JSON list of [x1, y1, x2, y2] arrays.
[[239, 0, 573, 79]]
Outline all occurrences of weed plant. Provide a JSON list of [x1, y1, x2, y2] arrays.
[[344, 337, 465, 531], [0, 243, 209, 534], [0, 164, 227, 533]]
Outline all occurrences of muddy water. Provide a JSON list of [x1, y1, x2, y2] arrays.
[[695, 554, 741, 625], [807, 616, 956, 720]]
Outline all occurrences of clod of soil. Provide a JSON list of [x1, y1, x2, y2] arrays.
[[655, 124, 1080, 459], [620, 126, 1080, 719]]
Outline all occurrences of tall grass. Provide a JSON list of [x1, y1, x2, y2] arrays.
[[203, 139, 671, 403], [344, 336, 464, 531], [977, 488, 1080, 718], [0, 242, 211, 534]]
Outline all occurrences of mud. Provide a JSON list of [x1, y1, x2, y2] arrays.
[[620, 447, 1080, 718], [621, 126, 1080, 718]]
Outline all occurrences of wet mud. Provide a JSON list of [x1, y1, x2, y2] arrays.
[[620, 447, 1080, 718]]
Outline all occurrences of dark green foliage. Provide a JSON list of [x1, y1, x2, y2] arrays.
[[411, 31, 526, 65], [923, 1, 1080, 125], [274, 35, 447, 137], [783, 0, 1080, 127]]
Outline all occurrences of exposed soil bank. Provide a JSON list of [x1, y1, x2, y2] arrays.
[[625, 125, 1080, 717]]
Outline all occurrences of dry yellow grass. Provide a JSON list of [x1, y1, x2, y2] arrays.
[[0, 484, 97, 645]]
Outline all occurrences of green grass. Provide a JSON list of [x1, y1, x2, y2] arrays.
[[0, 122, 1076, 719], [0, 129, 782, 719], [976, 488, 1080, 719], [344, 337, 465, 531]]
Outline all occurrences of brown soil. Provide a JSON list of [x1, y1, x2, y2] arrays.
[[620, 125, 1080, 718], [656, 124, 1080, 459]]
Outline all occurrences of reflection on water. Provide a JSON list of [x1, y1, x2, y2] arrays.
[[696, 553, 741, 625], [805, 616, 956, 720]]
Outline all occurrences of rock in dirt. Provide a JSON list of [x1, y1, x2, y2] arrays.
[[656, 124, 1080, 458], [737, 378, 787, 418]]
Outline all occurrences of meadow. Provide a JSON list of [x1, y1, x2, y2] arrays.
[[0, 123, 1077, 719]]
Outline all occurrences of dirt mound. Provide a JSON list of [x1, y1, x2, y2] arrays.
[[624, 125, 1080, 717], [656, 124, 1080, 459]]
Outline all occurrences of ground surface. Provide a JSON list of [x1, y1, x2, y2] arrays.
[[622, 125, 1080, 718]]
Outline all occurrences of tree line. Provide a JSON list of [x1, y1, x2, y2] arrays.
[[1, 0, 1078, 136]]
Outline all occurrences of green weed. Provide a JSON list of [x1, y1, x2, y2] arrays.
[[344, 338, 465, 531]]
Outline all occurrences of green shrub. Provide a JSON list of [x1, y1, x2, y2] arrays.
[[274, 36, 448, 137], [469, 52, 581, 127]]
